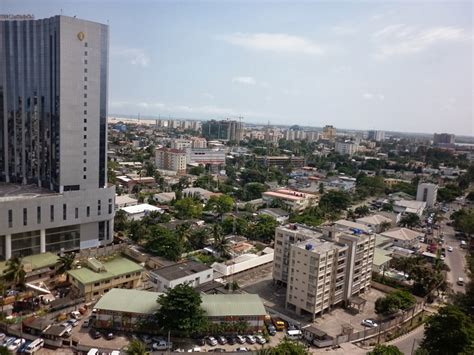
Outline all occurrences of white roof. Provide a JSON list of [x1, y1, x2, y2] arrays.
[[394, 200, 426, 210], [334, 219, 371, 233], [115, 195, 138, 205], [381, 228, 422, 241], [121, 204, 163, 215], [356, 214, 392, 226]]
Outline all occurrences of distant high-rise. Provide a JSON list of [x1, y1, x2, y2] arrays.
[[0, 15, 115, 259], [433, 133, 455, 146], [202, 119, 243, 142], [322, 125, 336, 140], [368, 130, 385, 142]]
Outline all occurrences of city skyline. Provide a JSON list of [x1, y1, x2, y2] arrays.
[[4, 0, 473, 135]]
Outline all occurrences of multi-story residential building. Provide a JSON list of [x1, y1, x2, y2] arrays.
[[170, 139, 192, 150], [0, 15, 115, 260], [186, 148, 225, 167], [416, 183, 438, 208], [149, 260, 214, 292], [155, 147, 187, 174], [335, 141, 359, 156], [274, 223, 375, 319], [262, 189, 319, 212], [368, 130, 385, 142], [255, 156, 305, 168], [202, 119, 243, 142], [433, 133, 455, 146], [191, 137, 207, 148], [322, 125, 336, 140], [273, 224, 323, 285]]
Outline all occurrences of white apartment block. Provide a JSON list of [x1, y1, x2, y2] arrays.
[[416, 183, 438, 208], [155, 148, 187, 174], [191, 137, 207, 149], [274, 223, 375, 319], [170, 139, 192, 150], [335, 141, 359, 156]]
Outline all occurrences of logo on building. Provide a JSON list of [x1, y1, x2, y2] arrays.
[[77, 31, 85, 41]]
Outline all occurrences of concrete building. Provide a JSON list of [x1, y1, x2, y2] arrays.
[[274, 223, 375, 318], [335, 141, 359, 156], [191, 137, 207, 149], [368, 130, 385, 142], [380, 228, 422, 250], [433, 133, 455, 146], [355, 214, 393, 233], [262, 189, 319, 212], [0, 15, 115, 260], [186, 148, 226, 167], [155, 147, 187, 174], [67, 257, 143, 301], [322, 125, 336, 140], [121, 203, 163, 221], [170, 139, 192, 150], [149, 261, 213, 292], [416, 183, 438, 208], [202, 119, 243, 142], [115, 195, 138, 210], [255, 156, 305, 168], [392, 199, 426, 217]]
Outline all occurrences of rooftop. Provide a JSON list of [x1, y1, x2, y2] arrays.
[[263, 189, 317, 201], [381, 228, 422, 241], [121, 203, 163, 214], [0, 252, 59, 274], [334, 219, 371, 233], [278, 224, 324, 239], [94, 288, 162, 314], [115, 195, 138, 205], [356, 214, 392, 226], [67, 257, 143, 285], [0, 183, 58, 202], [295, 238, 344, 253], [201, 294, 266, 317], [373, 248, 392, 267], [152, 261, 211, 281]]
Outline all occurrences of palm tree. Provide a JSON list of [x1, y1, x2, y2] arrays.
[[56, 253, 76, 275], [3, 257, 26, 290], [125, 339, 149, 355], [380, 221, 392, 232], [212, 225, 230, 258]]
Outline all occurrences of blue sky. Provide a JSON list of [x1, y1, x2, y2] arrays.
[[3, 0, 473, 135]]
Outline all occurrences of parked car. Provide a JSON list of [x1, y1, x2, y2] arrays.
[[245, 335, 256, 344], [8, 338, 25, 352], [217, 336, 227, 345], [266, 324, 277, 336], [70, 311, 82, 320], [141, 335, 152, 344], [211, 349, 226, 353], [67, 319, 79, 327], [235, 335, 245, 344], [457, 277, 465, 286], [207, 336, 218, 346], [236, 347, 249, 352], [196, 338, 206, 346], [24, 338, 44, 354], [227, 336, 236, 345], [361, 319, 378, 328], [0, 333, 6, 342], [89, 329, 102, 339], [448, 246, 453, 252], [82, 319, 90, 328], [105, 332, 115, 340], [3, 337, 16, 347], [255, 335, 266, 344], [152, 340, 171, 350]]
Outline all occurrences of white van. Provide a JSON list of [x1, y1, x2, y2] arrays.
[[25, 338, 44, 354], [286, 329, 302, 339], [460, 240, 467, 249], [457, 277, 465, 286], [87, 349, 99, 355]]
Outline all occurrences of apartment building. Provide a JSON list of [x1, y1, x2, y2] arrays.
[[335, 141, 359, 156], [368, 130, 385, 142], [170, 139, 192, 150], [155, 147, 187, 174], [322, 125, 336, 140], [262, 189, 319, 212], [255, 156, 305, 168], [274, 223, 375, 319]]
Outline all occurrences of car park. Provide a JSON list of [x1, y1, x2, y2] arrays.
[[217, 336, 227, 345], [255, 335, 266, 344], [361, 319, 378, 328], [24, 338, 44, 354], [245, 335, 256, 344], [207, 336, 218, 346], [152, 340, 171, 350], [105, 332, 115, 340], [226, 336, 236, 345], [235, 335, 245, 344]]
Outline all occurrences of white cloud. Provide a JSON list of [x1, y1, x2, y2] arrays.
[[232, 76, 257, 85], [363, 92, 385, 100], [373, 24, 469, 59], [202, 92, 215, 100], [217, 32, 324, 55], [111, 47, 150, 67], [332, 26, 357, 36]]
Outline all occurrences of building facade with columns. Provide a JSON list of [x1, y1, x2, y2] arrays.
[[0, 15, 115, 260]]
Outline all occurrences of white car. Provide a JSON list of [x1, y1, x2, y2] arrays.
[[152, 340, 171, 351], [245, 335, 256, 344], [236, 347, 249, 352], [361, 319, 378, 328], [447, 246, 453, 252], [7, 338, 25, 352], [235, 335, 245, 344], [255, 335, 266, 344], [207, 336, 218, 346]]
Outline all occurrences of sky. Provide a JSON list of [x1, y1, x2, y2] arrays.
[[3, 0, 473, 135]]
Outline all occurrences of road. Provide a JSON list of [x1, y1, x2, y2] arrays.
[[387, 325, 424, 355]]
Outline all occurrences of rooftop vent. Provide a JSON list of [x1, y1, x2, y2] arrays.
[[305, 244, 313, 251]]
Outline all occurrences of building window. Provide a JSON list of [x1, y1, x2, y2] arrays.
[[98, 200, 102, 216], [37, 206, 41, 224], [83, 110, 87, 115], [84, 119, 87, 123], [83, 143, 87, 148], [84, 68, 88, 73], [84, 51, 88, 56], [84, 59, 88, 65], [75, 208, 79, 219], [84, 102, 87, 106], [83, 167, 87, 172], [84, 77, 87, 82], [8, 209, 13, 228], [84, 42, 88, 47], [63, 204, 67, 220], [84, 85, 87, 90], [83, 175, 87, 179], [23, 208, 27, 226], [84, 93, 87, 99], [86, 206, 90, 217], [108, 198, 112, 214], [83, 127, 87, 131], [83, 159, 87, 164], [50, 205, 54, 222], [83, 135, 87, 139]]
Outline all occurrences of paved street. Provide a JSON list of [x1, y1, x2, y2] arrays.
[[387, 325, 424, 355]]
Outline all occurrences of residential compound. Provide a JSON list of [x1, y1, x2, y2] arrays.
[[155, 147, 187, 174], [262, 189, 319, 212], [0, 16, 115, 260], [273, 223, 375, 319]]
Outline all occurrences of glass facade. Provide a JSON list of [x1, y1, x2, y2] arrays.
[[11, 230, 41, 257], [45, 225, 80, 252]]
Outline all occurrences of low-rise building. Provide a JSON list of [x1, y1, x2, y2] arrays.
[[356, 214, 393, 233], [392, 199, 426, 217], [258, 208, 290, 224], [149, 261, 214, 292], [67, 257, 143, 301], [212, 248, 274, 277], [186, 148, 225, 167], [255, 156, 305, 168], [380, 228, 422, 250], [121, 204, 163, 221], [262, 188, 319, 212], [115, 195, 138, 210], [182, 187, 221, 203], [153, 192, 176, 204]]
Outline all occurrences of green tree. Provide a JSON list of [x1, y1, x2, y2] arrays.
[[188, 165, 205, 176], [243, 182, 267, 201], [155, 284, 208, 336], [259, 338, 309, 355], [380, 221, 392, 232], [174, 197, 203, 219], [221, 216, 248, 236], [319, 190, 351, 213], [3, 257, 26, 289], [187, 227, 209, 250], [128, 219, 149, 243], [399, 213, 421, 228], [247, 215, 279, 243], [0, 347, 13, 355], [146, 226, 183, 261], [56, 253, 75, 275], [367, 344, 403, 355], [114, 209, 129, 232], [421, 305, 474, 355], [125, 339, 149, 355], [375, 293, 402, 316], [212, 224, 230, 257], [355, 205, 370, 217], [206, 195, 234, 218]]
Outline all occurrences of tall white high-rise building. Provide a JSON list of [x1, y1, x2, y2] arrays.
[[0, 15, 115, 259], [416, 183, 438, 208]]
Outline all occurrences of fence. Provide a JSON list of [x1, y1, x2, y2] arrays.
[[77, 243, 128, 259]]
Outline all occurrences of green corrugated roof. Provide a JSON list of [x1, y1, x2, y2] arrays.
[[201, 294, 266, 317], [373, 248, 392, 267], [0, 252, 59, 274], [94, 288, 162, 314], [67, 257, 143, 285]]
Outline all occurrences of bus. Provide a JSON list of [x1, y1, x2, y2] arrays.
[[271, 317, 286, 331]]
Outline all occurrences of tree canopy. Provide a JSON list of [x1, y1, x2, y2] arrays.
[[367, 344, 403, 355]]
